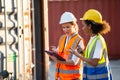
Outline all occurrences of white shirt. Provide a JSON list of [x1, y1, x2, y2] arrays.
[[88, 35, 103, 59]]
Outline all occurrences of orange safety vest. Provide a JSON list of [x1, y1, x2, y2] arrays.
[[55, 34, 83, 80]]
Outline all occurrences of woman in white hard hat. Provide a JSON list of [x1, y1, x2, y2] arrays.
[[69, 9, 113, 80], [49, 12, 85, 80]]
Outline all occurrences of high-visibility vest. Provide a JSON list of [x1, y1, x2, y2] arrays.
[[83, 34, 112, 80], [55, 34, 83, 80]]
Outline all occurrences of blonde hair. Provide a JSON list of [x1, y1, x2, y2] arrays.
[[70, 21, 79, 33]]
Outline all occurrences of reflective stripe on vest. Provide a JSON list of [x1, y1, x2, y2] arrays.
[[84, 35, 98, 58], [56, 68, 80, 74], [68, 36, 81, 59], [83, 34, 112, 80], [83, 73, 110, 80]]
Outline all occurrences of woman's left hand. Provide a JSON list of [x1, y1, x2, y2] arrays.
[[68, 48, 81, 57], [68, 48, 76, 54]]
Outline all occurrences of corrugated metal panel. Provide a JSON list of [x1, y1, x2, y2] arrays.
[[48, 0, 120, 59]]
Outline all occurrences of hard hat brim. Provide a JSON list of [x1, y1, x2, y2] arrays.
[[80, 18, 84, 20]]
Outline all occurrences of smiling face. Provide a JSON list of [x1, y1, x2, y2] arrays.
[[61, 22, 76, 36]]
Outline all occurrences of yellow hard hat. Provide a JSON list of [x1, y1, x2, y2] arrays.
[[80, 9, 102, 24]]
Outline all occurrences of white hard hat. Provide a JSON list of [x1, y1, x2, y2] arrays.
[[59, 12, 77, 24]]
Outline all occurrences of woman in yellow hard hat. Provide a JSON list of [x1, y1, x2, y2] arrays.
[[49, 12, 85, 80], [69, 9, 113, 80]]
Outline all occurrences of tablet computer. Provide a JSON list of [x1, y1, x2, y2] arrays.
[[44, 50, 66, 61]]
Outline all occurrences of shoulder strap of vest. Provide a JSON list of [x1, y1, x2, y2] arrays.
[[85, 35, 99, 58], [71, 34, 82, 49], [59, 35, 67, 53], [75, 35, 82, 49]]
